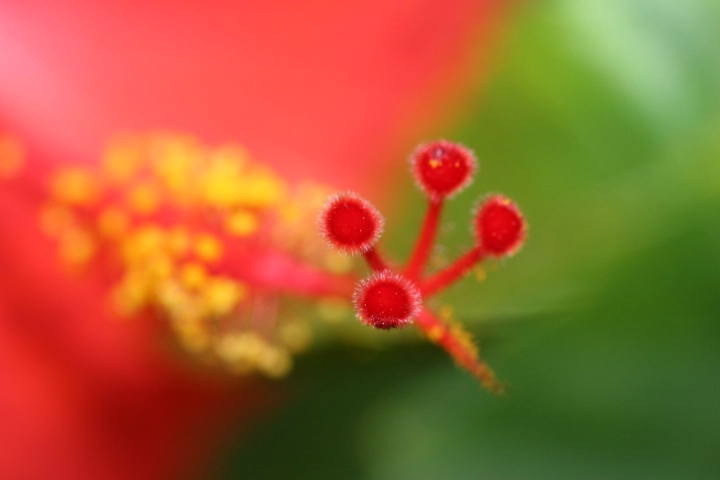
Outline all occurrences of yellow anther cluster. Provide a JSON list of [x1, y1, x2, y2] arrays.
[[194, 234, 223, 263], [42, 133, 348, 379], [226, 210, 259, 237], [39, 204, 97, 268], [475, 265, 487, 282], [51, 167, 98, 205], [449, 322, 480, 360], [214, 331, 293, 378]]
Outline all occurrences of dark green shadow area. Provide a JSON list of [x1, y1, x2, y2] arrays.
[[210, 345, 450, 480]]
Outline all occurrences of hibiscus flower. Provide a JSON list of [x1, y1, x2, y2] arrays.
[[0, 1, 506, 479]]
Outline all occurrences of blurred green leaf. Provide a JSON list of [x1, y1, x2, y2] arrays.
[[398, 0, 720, 320], [216, 1, 720, 478]]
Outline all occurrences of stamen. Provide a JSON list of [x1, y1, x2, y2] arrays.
[[42, 133, 356, 379], [127, 182, 160, 214], [415, 308, 503, 393], [226, 210, 259, 237], [194, 234, 223, 263]]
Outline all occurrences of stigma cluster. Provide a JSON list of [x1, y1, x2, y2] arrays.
[[319, 140, 526, 392]]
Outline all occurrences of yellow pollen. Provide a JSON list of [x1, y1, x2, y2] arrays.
[[124, 226, 165, 263], [203, 276, 245, 317], [215, 332, 263, 374], [166, 227, 190, 256], [201, 175, 240, 208], [153, 157, 195, 200], [278, 321, 312, 353], [42, 133, 339, 380], [429, 159, 441, 169], [112, 273, 151, 317], [173, 316, 210, 353], [197, 150, 250, 208], [439, 305, 455, 322], [51, 168, 98, 205], [180, 262, 207, 290], [0, 134, 24, 178], [234, 168, 286, 207], [257, 345, 292, 378], [194, 234, 223, 263], [156, 281, 187, 313], [98, 208, 129, 239], [226, 210, 259, 237], [146, 254, 174, 280], [127, 182, 160, 214], [451, 323, 480, 358], [426, 325, 444, 343]]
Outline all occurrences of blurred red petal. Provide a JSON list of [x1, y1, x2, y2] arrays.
[[0, 0, 504, 191], [0, 186, 272, 480], [0, 1, 508, 478]]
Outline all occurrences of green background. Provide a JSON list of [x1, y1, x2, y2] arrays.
[[216, 1, 720, 478]]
